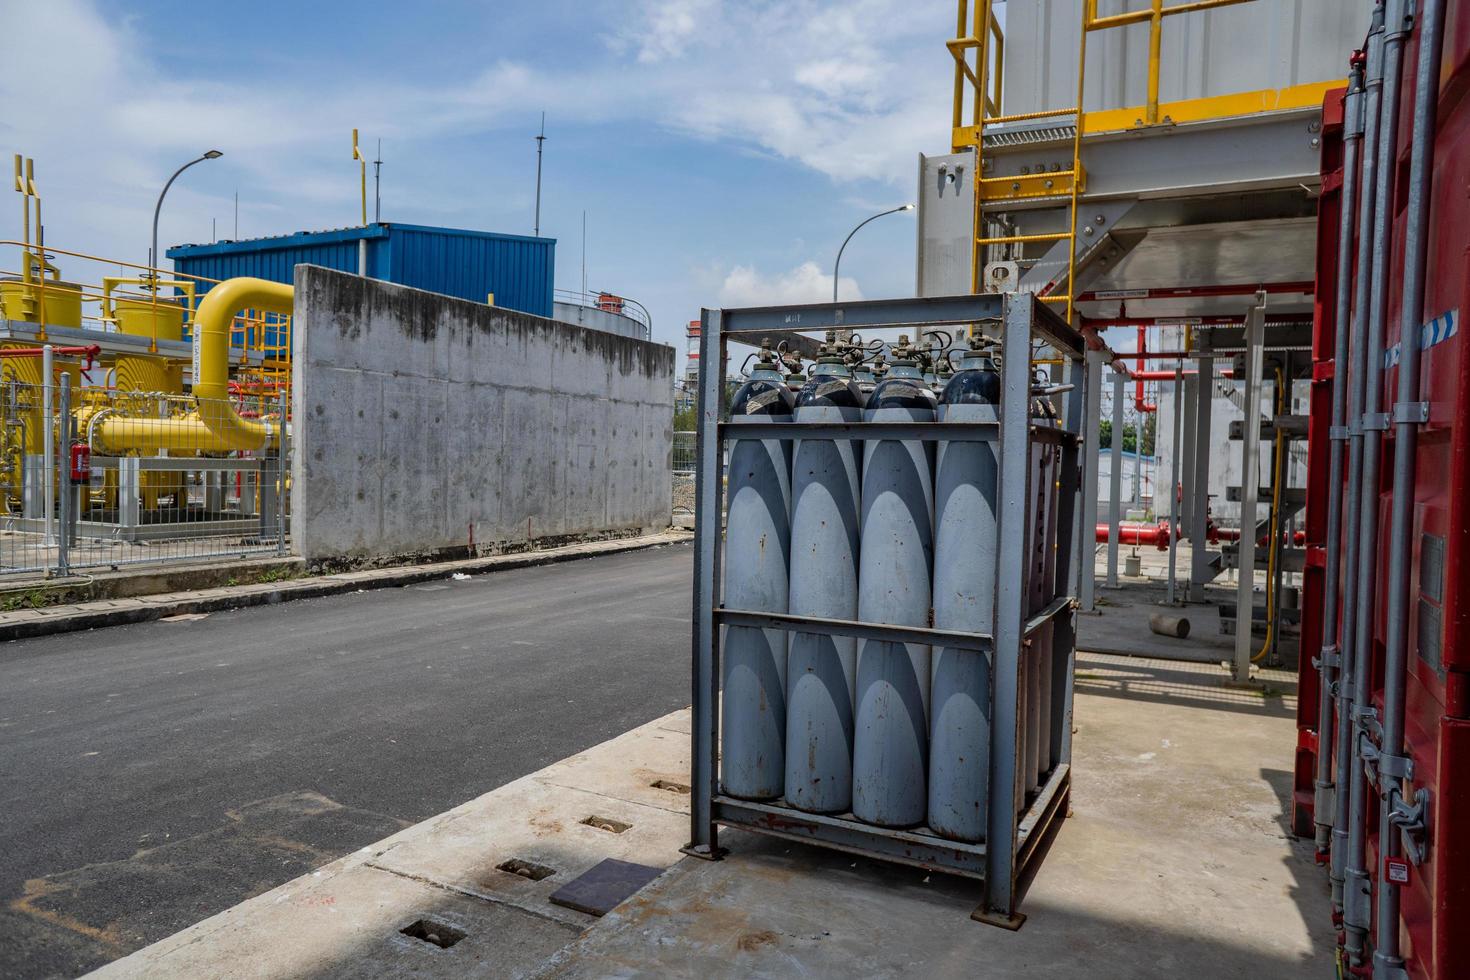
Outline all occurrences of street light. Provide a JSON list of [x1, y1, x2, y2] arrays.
[[832, 203, 915, 302], [150, 150, 223, 286]]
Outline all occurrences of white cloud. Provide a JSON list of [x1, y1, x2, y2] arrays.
[[718, 261, 861, 307], [622, 0, 717, 64]]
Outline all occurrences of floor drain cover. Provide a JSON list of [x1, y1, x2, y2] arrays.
[[548, 858, 664, 917], [400, 918, 466, 949]]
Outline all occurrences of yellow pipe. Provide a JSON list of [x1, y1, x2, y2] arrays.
[[96, 277, 291, 453]]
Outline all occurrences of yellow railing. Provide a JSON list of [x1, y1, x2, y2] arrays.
[[946, 0, 1294, 324], [1084, 0, 1257, 126], [947, 0, 1088, 323], [0, 240, 292, 394]]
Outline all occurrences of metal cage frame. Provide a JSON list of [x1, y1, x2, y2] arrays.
[[685, 291, 1088, 926]]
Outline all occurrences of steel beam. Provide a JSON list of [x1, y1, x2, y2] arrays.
[[981, 292, 1036, 923], [1107, 372, 1124, 586], [1232, 303, 1266, 681], [1079, 351, 1104, 610], [1189, 357, 1215, 601]]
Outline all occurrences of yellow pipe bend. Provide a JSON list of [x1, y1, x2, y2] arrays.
[[96, 277, 292, 453]]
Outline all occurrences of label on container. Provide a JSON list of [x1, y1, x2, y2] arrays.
[[1386, 858, 1410, 885]]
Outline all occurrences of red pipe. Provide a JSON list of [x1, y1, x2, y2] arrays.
[[1095, 521, 1173, 551], [1134, 326, 1156, 413], [1131, 368, 1237, 381], [0, 344, 101, 371]]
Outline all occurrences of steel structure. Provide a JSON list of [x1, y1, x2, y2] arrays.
[[686, 292, 1086, 926], [1293, 1, 1461, 976]]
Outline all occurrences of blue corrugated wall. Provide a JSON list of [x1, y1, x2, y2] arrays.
[[166, 223, 555, 318]]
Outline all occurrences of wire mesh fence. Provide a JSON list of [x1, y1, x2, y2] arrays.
[[672, 430, 696, 474], [0, 379, 289, 580]]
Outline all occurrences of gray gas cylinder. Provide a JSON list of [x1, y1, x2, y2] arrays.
[[721, 343, 795, 800], [853, 338, 937, 828], [785, 337, 866, 813], [928, 342, 1001, 842]]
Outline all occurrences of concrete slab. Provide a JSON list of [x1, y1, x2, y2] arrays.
[[93, 653, 1328, 979], [538, 654, 1326, 979]]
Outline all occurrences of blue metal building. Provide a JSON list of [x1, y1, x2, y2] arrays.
[[167, 223, 556, 318]]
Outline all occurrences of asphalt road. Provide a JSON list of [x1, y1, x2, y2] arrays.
[[0, 542, 693, 979]]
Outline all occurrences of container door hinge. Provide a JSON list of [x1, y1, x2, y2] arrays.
[[1387, 785, 1431, 866], [1314, 644, 1341, 670], [1392, 401, 1430, 424], [1377, 750, 1414, 782], [1354, 704, 1382, 740], [1362, 412, 1390, 431], [1358, 732, 1383, 782]]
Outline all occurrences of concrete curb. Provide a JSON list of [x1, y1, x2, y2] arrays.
[[0, 531, 691, 645]]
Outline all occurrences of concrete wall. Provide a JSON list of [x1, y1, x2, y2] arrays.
[[291, 266, 674, 562], [552, 301, 648, 340]]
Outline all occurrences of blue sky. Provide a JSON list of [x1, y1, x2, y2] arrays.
[[1, 0, 967, 365]]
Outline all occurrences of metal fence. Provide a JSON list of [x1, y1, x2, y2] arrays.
[[672, 430, 697, 474], [0, 380, 290, 580]]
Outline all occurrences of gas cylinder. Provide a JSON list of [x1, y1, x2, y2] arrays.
[[721, 340, 795, 800], [852, 336, 937, 828], [928, 339, 1000, 841], [786, 333, 866, 813]]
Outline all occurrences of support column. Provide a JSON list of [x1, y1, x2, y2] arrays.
[[118, 457, 141, 531], [1167, 369, 1183, 603], [1233, 304, 1266, 681], [1180, 375, 1197, 548], [1189, 357, 1214, 601], [1079, 350, 1104, 610], [1107, 372, 1124, 587]]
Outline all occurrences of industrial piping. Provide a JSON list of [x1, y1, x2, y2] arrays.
[[93, 277, 291, 453], [1313, 58, 1364, 862], [1373, 0, 1446, 970], [1331, 3, 1384, 919], [1345, 0, 1407, 960]]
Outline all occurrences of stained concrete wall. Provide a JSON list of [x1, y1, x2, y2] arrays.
[[291, 266, 674, 562]]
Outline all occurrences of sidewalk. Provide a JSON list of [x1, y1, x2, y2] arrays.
[[0, 530, 690, 644], [91, 650, 1331, 979]]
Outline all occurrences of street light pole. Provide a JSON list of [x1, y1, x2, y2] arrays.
[[150, 150, 222, 287], [832, 203, 914, 302]]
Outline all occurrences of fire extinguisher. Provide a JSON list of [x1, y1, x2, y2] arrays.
[[69, 442, 91, 483]]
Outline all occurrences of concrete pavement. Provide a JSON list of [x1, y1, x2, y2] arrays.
[[87, 652, 1332, 978], [0, 542, 693, 978]]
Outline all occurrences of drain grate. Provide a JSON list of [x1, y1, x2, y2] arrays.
[[496, 857, 556, 881], [650, 779, 691, 795], [400, 918, 466, 949], [581, 815, 633, 834]]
